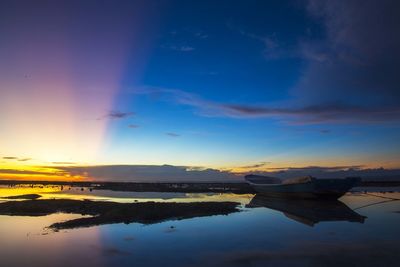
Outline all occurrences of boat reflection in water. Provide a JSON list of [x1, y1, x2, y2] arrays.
[[247, 194, 367, 227]]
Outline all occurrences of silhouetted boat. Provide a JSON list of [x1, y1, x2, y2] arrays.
[[245, 175, 360, 199], [247, 194, 366, 226]]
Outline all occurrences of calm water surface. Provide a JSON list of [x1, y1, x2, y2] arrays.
[[0, 185, 400, 267]]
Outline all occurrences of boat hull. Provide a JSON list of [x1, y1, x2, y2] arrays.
[[249, 177, 360, 200]]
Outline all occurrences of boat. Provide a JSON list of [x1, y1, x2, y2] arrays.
[[245, 175, 361, 199], [246, 194, 366, 226]]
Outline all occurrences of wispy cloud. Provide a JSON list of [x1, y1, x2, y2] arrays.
[[0, 169, 60, 176], [227, 22, 302, 61], [161, 28, 204, 52], [238, 162, 271, 169], [3, 156, 32, 162], [162, 43, 195, 52], [166, 132, 180, 137], [2, 157, 17, 160], [194, 31, 208, 39], [98, 111, 135, 120], [169, 45, 195, 52], [52, 162, 76, 165], [135, 87, 400, 124], [18, 158, 31, 162], [128, 124, 139, 128], [223, 103, 400, 124]]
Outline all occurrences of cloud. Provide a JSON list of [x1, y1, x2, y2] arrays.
[[52, 162, 76, 165], [227, 22, 300, 60], [128, 124, 139, 128], [238, 162, 271, 170], [224, 103, 400, 123], [245, 166, 400, 181], [1, 164, 398, 182], [292, 0, 400, 108], [41, 164, 400, 182], [162, 28, 206, 52], [168, 27, 208, 39], [2, 156, 31, 162], [98, 111, 135, 120], [174, 45, 195, 52], [136, 87, 400, 124], [51, 164, 240, 182], [166, 132, 180, 137], [164, 45, 195, 52], [228, 2, 400, 123], [0, 169, 60, 176], [17, 158, 31, 162], [194, 31, 208, 39]]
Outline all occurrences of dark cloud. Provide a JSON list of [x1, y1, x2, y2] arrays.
[[247, 166, 400, 180], [51, 164, 239, 182], [1, 164, 398, 182], [223, 103, 400, 123], [293, 0, 400, 107], [42, 164, 400, 182], [226, 1, 400, 124], [128, 124, 139, 128], [166, 132, 180, 137], [98, 111, 135, 120], [2, 156, 17, 160]]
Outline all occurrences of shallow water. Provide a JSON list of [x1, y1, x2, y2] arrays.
[[1, 186, 400, 267], [0, 185, 253, 204]]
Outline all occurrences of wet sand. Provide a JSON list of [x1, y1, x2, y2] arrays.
[[0, 198, 240, 230]]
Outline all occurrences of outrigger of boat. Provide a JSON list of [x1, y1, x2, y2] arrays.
[[245, 175, 361, 199]]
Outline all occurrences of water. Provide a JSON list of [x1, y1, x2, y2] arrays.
[[0, 185, 399, 267], [0, 185, 253, 203]]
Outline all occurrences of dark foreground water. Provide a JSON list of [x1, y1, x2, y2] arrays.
[[0, 186, 400, 267]]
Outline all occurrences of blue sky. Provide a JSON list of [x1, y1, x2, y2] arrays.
[[104, 0, 400, 168], [0, 0, 399, 181]]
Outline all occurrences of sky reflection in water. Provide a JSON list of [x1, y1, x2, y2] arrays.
[[0, 187, 399, 267]]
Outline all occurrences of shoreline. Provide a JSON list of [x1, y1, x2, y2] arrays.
[[0, 180, 399, 194]]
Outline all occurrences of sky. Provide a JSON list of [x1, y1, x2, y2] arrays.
[[0, 0, 400, 181]]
